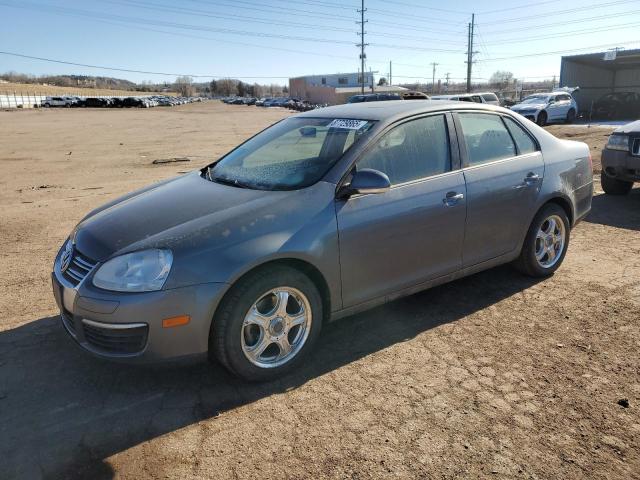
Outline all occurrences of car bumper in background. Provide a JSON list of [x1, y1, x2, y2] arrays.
[[52, 271, 228, 363], [601, 146, 640, 182]]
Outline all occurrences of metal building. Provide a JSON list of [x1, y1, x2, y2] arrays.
[[559, 48, 640, 116]]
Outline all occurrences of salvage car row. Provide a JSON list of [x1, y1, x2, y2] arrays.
[[222, 96, 328, 111], [42, 95, 207, 108]]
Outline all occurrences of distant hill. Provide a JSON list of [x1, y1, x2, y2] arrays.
[[0, 72, 172, 92]]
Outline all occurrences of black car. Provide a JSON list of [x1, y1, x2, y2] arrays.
[[347, 93, 402, 103], [593, 92, 640, 120]]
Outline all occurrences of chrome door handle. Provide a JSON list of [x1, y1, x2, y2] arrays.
[[524, 173, 540, 185], [443, 191, 464, 206], [514, 173, 540, 189]]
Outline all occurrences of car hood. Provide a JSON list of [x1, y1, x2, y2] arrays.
[[614, 120, 640, 134], [511, 102, 546, 110], [73, 171, 308, 262]]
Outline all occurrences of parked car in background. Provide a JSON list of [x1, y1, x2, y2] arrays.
[[592, 92, 640, 120], [52, 101, 592, 381], [347, 93, 402, 103], [43, 96, 73, 108], [255, 98, 269, 106], [510, 92, 578, 126], [431, 92, 499, 105], [600, 120, 640, 195], [400, 91, 430, 100]]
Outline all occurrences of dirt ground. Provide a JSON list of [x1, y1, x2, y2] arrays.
[[0, 103, 638, 480]]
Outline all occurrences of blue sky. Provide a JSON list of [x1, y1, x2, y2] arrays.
[[1, 0, 639, 85]]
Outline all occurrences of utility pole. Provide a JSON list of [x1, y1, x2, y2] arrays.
[[466, 13, 475, 93], [356, 0, 368, 94], [445, 72, 450, 92], [389, 60, 392, 85], [430, 62, 439, 94]]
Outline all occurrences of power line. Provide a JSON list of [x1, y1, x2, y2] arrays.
[[0, 50, 288, 78], [105, 0, 465, 45], [478, 40, 640, 62], [482, 21, 640, 46], [479, 11, 640, 36], [479, 0, 639, 25], [0, 1, 463, 53]]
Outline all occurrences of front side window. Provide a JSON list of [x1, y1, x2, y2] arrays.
[[458, 113, 516, 166], [209, 117, 374, 190], [357, 115, 451, 185], [482, 93, 498, 102], [503, 117, 537, 155]]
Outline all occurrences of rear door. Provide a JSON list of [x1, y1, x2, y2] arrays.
[[454, 112, 544, 267], [336, 113, 467, 307]]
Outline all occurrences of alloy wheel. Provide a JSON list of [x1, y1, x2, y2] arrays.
[[241, 287, 312, 368], [535, 214, 566, 268]]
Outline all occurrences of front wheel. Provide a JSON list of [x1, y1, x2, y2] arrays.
[[536, 111, 547, 126], [601, 171, 633, 195], [566, 109, 576, 123], [211, 265, 323, 381], [514, 204, 570, 277]]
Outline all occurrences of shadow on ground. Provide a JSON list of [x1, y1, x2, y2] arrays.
[[585, 186, 640, 231], [0, 264, 542, 480]]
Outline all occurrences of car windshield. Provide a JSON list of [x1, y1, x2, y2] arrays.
[[208, 117, 375, 190], [521, 95, 551, 104]]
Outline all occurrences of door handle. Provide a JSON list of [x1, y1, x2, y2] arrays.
[[524, 173, 540, 184], [514, 173, 540, 189], [443, 191, 464, 207]]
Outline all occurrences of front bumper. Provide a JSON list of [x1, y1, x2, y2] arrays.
[[601, 146, 640, 182], [52, 255, 228, 363]]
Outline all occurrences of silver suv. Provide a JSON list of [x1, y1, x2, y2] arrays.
[[510, 92, 578, 126]]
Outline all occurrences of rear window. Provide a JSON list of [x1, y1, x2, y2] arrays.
[[503, 117, 537, 155], [458, 113, 516, 166], [481, 93, 498, 102]]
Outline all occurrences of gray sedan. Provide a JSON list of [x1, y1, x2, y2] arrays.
[[52, 101, 593, 381]]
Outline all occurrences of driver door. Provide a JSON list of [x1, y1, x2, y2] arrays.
[[335, 114, 466, 308]]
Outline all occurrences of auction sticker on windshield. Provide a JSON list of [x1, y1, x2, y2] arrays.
[[328, 119, 369, 130]]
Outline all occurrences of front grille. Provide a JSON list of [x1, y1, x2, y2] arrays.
[[82, 320, 148, 355], [632, 138, 640, 156], [62, 250, 97, 286]]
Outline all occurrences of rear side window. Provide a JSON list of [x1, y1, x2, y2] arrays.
[[358, 115, 451, 185], [458, 113, 516, 166], [503, 117, 537, 155]]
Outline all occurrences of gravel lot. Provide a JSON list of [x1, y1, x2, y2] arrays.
[[1, 103, 638, 479]]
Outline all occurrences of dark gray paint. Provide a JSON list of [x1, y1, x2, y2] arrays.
[[53, 101, 594, 363]]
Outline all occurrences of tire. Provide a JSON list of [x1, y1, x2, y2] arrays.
[[514, 204, 570, 277], [536, 111, 547, 126], [210, 265, 323, 381], [44, 103, 50, 108], [601, 171, 633, 195], [566, 109, 576, 123]]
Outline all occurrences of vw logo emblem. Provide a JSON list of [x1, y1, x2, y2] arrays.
[[60, 242, 74, 273]]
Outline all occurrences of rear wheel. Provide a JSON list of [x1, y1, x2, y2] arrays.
[[536, 111, 547, 126], [566, 108, 576, 123], [514, 204, 570, 277], [211, 265, 323, 381], [601, 171, 633, 195]]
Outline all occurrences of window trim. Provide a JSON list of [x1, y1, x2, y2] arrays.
[[343, 112, 457, 191], [452, 111, 540, 169]]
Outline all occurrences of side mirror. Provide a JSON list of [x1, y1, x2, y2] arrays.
[[338, 169, 391, 198], [548, 99, 555, 105]]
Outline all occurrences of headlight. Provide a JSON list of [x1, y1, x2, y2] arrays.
[[606, 134, 629, 151], [93, 249, 173, 292]]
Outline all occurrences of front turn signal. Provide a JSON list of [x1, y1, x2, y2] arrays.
[[162, 315, 191, 328]]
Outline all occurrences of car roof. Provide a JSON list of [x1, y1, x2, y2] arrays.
[[295, 100, 506, 122]]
